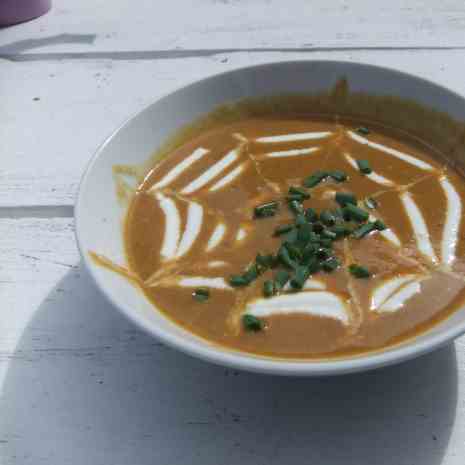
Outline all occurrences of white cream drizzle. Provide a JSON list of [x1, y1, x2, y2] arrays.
[[368, 214, 401, 247], [177, 276, 231, 289], [207, 260, 228, 268], [371, 274, 425, 313], [209, 163, 246, 191], [155, 192, 181, 260], [400, 191, 438, 263], [255, 131, 332, 143], [206, 223, 226, 252], [265, 147, 320, 158], [245, 291, 349, 324], [148, 147, 209, 192], [344, 153, 395, 187], [176, 202, 203, 258], [439, 176, 462, 266], [181, 148, 239, 194], [347, 131, 435, 171]]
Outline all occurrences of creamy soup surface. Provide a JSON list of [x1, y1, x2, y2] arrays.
[[121, 116, 465, 359]]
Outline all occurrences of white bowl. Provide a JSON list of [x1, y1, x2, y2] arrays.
[[75, 61, 465, 376]]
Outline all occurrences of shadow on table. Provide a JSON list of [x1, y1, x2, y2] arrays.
[[0, 265, 458, 465]]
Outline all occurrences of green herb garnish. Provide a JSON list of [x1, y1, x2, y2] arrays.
[[289, 186, 310, 200], [274, 269, 291, 289], [322, 256, 341, 272], [374, 219, 386, 231], [348, 264, 371, 278], [274, 224, 294, 236], [335, 192, 357, 207], [263, 280, 275, 298], [303, 170, 328, 188], [289, 199, 304, 215], [192, 288, 210, 302], [352, 222, 376, 239], [243, 314, 263, 332], [328, 170, 347, 182], [343, 203, 369, 223], [290, 265, 311, 289], [320, 209, 336, 226], [229, 275, 249, 287], [357, 127, 370, 135], [254, 201, 279, 218], [356, 159, 372, 174]]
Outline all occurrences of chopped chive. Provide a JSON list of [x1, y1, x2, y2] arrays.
[[331, 208, 345, 221], [321, 228, 337, 240], [256, 253, 274, 270], [331, 223, 351, 239], [243, 314, 263, 332], [348, 264, 371, 278], [312, 222, 324, 233], [335, 191, 357, 207], [192, 288, 210, 302], [295, 213, 307, 226], [302, 243, 318, 263], [289, 186, 310, 199], [274, 269, 291, 289], [254, 201, 279, 218], [303, 170, 328, 188], [284, 228, 299, 244], [305, 208, 318, 222], [357, 127, 370, 135], [343, 203, 369, 222], [290, 265, 311, 289], [278, 245, 298, 269], [297, 223, 313, 243], [320, 209, 336, 226], [306, 256, 321, 274], [316, 248, 332, 260], [356, 159, 372, 174], [263, 280, 275, 298], [352, 222, 376, 239], [364, 197, 378, 209], [308, 231, 321, 243], [322, 256, 341, 272], [319, 237, 333, 248], [287, 194, 305, 202], [374, 219, 386, 231], [274, 224, 294, 236], [243, 263, 260, 282], [329, 170, 347, 182], [229, 275, 249, 287], [289, 199, 304, 215], [285, 242, 302, 261]]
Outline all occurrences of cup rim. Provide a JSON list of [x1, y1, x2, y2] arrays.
[[75, 59, 465, 376]]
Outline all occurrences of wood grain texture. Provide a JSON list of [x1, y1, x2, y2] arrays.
[[1, 0, 465, 54], [2, 49, 465, 207], [0, 218, 465, 465]]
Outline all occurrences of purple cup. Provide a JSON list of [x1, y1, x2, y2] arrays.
[[0, 0, 51, 27]]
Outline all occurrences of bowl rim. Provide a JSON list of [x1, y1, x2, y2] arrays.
[[75, 59, 465, 376]]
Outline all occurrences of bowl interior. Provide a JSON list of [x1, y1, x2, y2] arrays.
[[76, 60, 465, 375]]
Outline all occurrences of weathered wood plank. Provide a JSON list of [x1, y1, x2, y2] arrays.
[[2, 49, 465, 207], [0, 217, 464, 464], [1, 0, 465, 54]]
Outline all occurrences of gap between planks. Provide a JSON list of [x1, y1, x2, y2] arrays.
[[0, 205, 74, 219], [3, 46, 465, 62]]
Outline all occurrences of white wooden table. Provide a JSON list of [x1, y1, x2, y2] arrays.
[[1, 1, 465, 463]]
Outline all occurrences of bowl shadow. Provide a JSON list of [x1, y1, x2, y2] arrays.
[[0, 264, 458, 465]]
